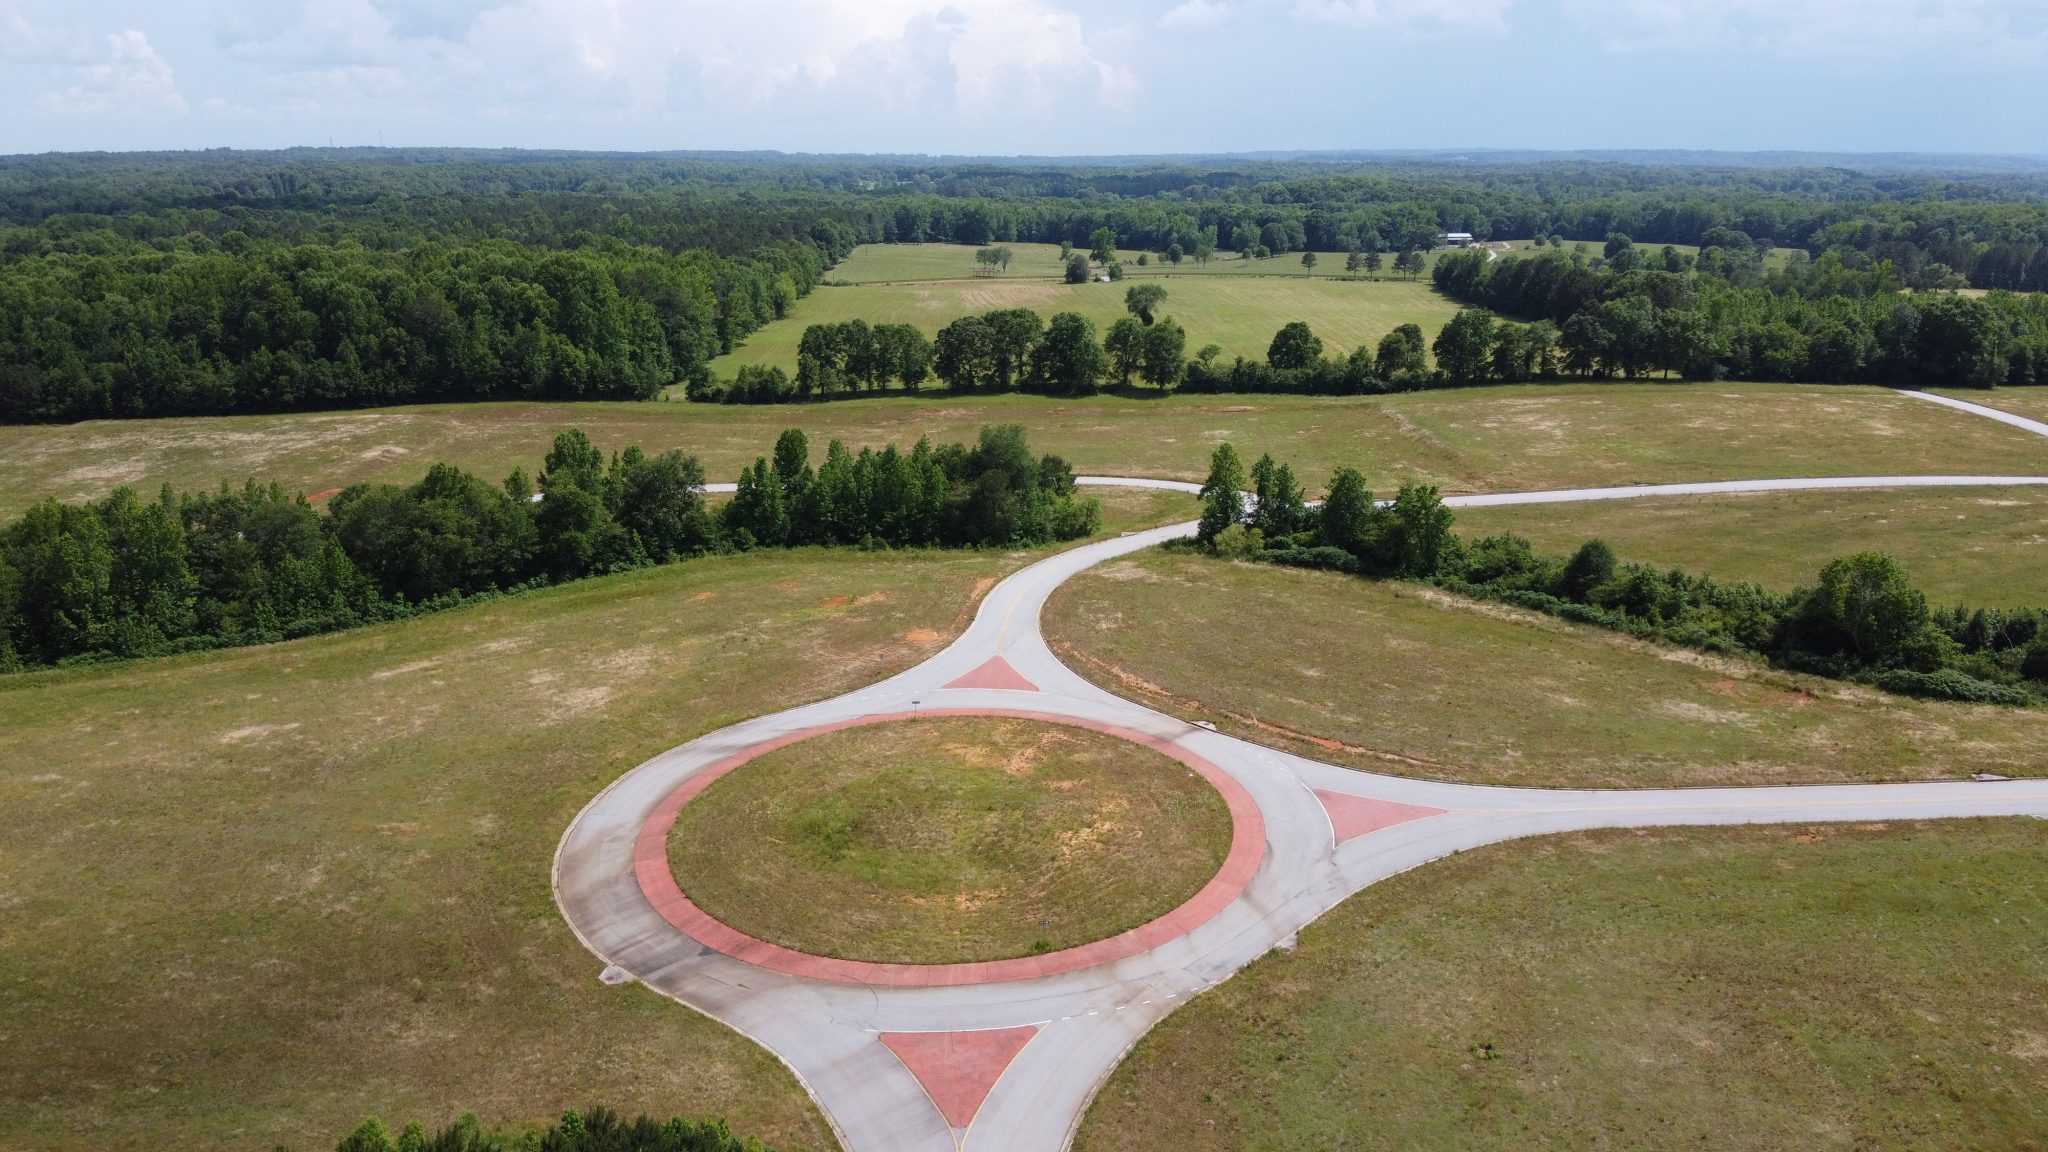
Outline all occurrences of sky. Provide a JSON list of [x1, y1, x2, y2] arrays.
[[3, 0, 2046, 157]]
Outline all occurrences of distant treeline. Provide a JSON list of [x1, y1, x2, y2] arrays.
[[1192, 444, 2048, 705], [10, 149, 2048, 287], [9, 150, 2048, 423], [0, 425, 1095, 673], [335, 1105, 765, 1152]]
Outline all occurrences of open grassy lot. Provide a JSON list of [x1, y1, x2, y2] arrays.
[[5, 383, 2040, 523], [1076, 819, 2048, 1152], [1044, 550, 2048, 788], [709, 270, 1458, 376], [0, 541, 1094, 1152], [1454, 485, 2048, 606], [670, 716, 1231, 964]]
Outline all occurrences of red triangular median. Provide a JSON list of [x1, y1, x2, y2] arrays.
[[942, 655, 1038, 692], [881, 1025, 1038, 1130], [1313, 789, 1445, 844]]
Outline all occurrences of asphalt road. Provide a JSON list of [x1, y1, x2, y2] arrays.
[[557, 465, 2048, 1152]]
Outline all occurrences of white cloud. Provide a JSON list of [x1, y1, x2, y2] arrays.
[[194, 0, 1135, 123], [38, 28, 186, 114], [1289, 0, 1512, 33], [1160, 0, 1229, 29], [1563, 0, 2048, 59]]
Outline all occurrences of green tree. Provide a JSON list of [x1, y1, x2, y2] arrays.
[[1792, 552, 1941, 669], [1064, 254, 1092, 284], [1027, 312, 1107, 395], [1124, 282, 1169, 325], [935, 315, 996, 390], [1104, 316, 1145, 385], [1267, 321, 1324, 371], [1300, 251, 1318, 275], [1376, 323, 1429, 382], [1249, 454, 1308, 538], [1389, 481, 1455, 577], [1558, 538, 1617, 601], [1136, 318, 1187, 389], [1316, 468, 1378, 557], [611, 447, 713, 560], [1089, 227, 1118, 265], [1197, 442, 1247, 545], [723, 457, 789, 547], [1432, 308, 1497, 386]]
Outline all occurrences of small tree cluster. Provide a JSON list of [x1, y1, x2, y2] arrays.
[[0, 425, 1097, 673]]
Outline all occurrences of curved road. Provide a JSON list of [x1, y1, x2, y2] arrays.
[[558, 467, 2048, 1152]]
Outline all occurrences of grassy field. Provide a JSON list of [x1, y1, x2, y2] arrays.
[[1, 506, 1270, 1152], [670, 716, 1230, 964], [4, 383, 2041, 523], [1076, 819, 2048, 1152], [1454, 485, 2048, 606], [1044, 550, 2048, 789], [1940, 387, 2048, 423], [710, 268, 1459, 376]]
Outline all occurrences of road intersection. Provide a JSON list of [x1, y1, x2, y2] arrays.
[[558, 454, 2048, 1152]]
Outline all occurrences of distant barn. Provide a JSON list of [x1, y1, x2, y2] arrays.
[[1440, 232, 1476, 248]]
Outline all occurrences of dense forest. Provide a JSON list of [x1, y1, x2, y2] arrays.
[[0, 423, 1096, 672], [1191, 445, 2048, 706], [5, 149, 2048, 422]]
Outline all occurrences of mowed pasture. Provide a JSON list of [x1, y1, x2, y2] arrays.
[[1077, 820, 2048, 1152], [1455, 485, 2048, 606], [708, 265, 1459, 377], [0, 487, 1195, 1152], [5, 383, 2044, 522], [1044, 550, 2048, 789], [1941, 386, 2048, 424]]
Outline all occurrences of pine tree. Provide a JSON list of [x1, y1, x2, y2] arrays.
[[1197, 443, 1247, 545]]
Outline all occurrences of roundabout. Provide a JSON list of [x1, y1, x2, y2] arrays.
[[647, 710, 1256, 980], [557, 403, 2048, 1152]]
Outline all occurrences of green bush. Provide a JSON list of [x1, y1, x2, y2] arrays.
[[1871, 668, 2034, 706]]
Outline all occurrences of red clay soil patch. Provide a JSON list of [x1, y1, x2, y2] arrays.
[[1313, 789, 1445, 845], [634, 707, 1265, 987], [904, 629, 943, 644], [308, 487, 343, 502], [820, 596, 852, 608], [881, 1026, 1038, 1129], [943, 655, 1039, 692]]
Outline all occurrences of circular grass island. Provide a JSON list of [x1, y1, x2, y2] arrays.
[[668, 716, 1235, 965]]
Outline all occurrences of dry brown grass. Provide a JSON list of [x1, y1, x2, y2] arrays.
[[1044, 550, 2048, 789]]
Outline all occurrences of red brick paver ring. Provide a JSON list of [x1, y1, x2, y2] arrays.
[[633, 707, 1267, 987]]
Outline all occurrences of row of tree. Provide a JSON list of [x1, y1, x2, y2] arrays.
[[696, 286, 1193, 402], [1432, 246, 2048, 388], [1191, 444, 2048, 702], [0, 235, 839, 422], [0, 425, 1096, 672]]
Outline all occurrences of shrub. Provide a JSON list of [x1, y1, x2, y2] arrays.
[[1873, 668, 2034, 706]]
